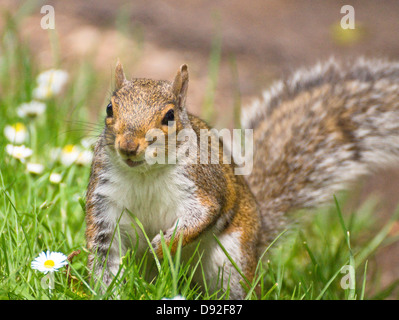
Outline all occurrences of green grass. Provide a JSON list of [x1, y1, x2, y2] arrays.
[[1, 10, 399, 300]]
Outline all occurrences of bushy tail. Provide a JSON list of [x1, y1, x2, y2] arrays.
[[242, 58, 399, 247]]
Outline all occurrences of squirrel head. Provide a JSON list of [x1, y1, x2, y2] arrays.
[[104, 61, 191, 168]]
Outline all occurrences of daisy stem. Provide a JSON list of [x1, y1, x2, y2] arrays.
[[28, 122, 37, 159]]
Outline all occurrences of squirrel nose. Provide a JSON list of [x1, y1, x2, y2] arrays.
[[118, 140, 140, 157]]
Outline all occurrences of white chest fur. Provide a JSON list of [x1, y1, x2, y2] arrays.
[[94, 162, 199, 248], [93, 158, 244, 297]]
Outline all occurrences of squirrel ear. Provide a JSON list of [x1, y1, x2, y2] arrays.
[[172, 64, 189, 108], [115, 59, 128, 90]]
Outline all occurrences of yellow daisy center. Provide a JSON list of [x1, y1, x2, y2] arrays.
[[14, 122, 26, 132], [63, 144, 76, 153], [44, 260, 55, 268]]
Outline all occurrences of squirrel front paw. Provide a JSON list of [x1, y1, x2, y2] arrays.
[[151, 233, 163, 258], [151, 229, 180, 259]]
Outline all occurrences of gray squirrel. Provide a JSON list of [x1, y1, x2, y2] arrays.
[[85, 58, 399, 299]]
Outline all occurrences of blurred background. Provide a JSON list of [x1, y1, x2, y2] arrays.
[[1, 0, 399, 297], [3, 0, 399, 119]]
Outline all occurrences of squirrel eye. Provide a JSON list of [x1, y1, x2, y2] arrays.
[[106, 103, 113, 117], [162, 109, 174, 126]]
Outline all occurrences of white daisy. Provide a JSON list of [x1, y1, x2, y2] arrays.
[[49, 173, 62, 184], [26, 162, 44, 175], [17, 101, 46, 118], [33, 69, 69, 99], [80, 137, 96, 149], [76, 150, 93, 166], [6, 144, 33, 160], [31, 251, 68, 274], [60, 144, 81, 166], [4, 123, 28, 144], [32, 86, 52, 100]]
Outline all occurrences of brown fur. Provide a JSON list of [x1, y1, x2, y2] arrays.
[[86, 57, 399, 299], [245, 58, 399, 248], [86, 63, 260, 299]]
